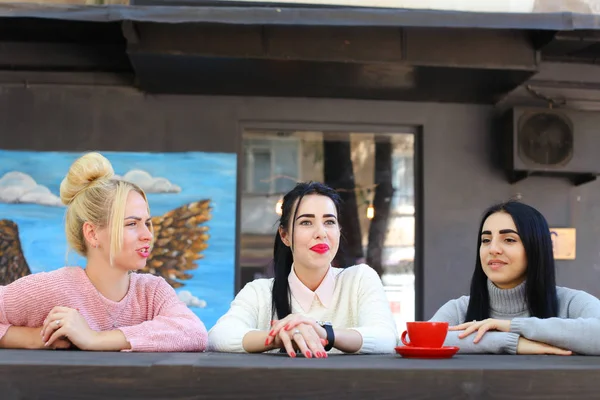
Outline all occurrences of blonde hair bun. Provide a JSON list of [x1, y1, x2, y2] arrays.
[[60, 152, 115, 206]]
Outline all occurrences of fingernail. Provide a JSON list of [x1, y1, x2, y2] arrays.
[[268, 330, 274, 336], [264, 338, 270, 346], [289, 352, 296, 358], [305, 351, 312, 358], [284, 325, 290, 331]]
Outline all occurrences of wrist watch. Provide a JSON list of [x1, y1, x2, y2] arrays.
[[317, 321, 334, 351]]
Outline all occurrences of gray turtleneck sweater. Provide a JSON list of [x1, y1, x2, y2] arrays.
[[429, 280, 600, 355]]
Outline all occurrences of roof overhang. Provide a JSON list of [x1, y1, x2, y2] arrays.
[[0, 3, 599, 103]]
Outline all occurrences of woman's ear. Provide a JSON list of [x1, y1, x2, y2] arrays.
[[82, 221, 99, 249], [279, 226, 291, 247]]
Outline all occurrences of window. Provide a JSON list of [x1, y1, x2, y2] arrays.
[[243, 137, 300, 195], [391, 153, 415, 213], [245, 146, 272, 193], [239, 129, 416, 330]]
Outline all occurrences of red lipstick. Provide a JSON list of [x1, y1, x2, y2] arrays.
[[310, 244, 330, 254]]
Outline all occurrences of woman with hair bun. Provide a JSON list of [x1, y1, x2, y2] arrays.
[[0, 152, 207, 352]]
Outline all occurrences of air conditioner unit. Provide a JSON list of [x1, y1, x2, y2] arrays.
[[500, 107, 599, 186]]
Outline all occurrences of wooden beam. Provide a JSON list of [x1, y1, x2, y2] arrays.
[[0, 71, 135, 87], [0, 42, 130, 70], [125, 23, 538, 70], [404, 28, 538, 70], [127, 23, 405, 64], [129, 54, 533, 103]]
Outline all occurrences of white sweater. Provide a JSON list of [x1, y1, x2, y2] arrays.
[[208, 264, 398, 354]]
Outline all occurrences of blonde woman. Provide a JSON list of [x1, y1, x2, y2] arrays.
[[0, 152, 207, 351]]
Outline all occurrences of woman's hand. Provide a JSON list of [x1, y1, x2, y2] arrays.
[[45, 337, 73, 350], [449, 319, 511, 343], [517, 337, 572, 355], [41, 307, 98, 350], [273, 322, 328, 358], [269, 314, 327, 341]]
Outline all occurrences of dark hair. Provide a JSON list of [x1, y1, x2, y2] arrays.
[[271, 181, 342, 319], [465, 201, 558, 321]]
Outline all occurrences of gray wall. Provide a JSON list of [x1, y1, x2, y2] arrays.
[[1, 85, 599, 319]]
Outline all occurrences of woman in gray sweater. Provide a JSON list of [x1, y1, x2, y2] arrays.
[[430, 201, 600, 355]]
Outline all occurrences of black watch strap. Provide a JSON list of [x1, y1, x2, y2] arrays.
[[322, 324, 335, 352]]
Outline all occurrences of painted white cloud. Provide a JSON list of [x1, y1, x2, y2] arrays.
[[0, 171, 63, 207], [178, 290, 207, 308], [115, 169, 181, 194]]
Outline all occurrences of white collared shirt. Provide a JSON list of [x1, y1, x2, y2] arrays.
[[287, 264, 335, 312]]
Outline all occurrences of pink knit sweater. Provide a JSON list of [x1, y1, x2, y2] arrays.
[[0, 267, 207, 352]]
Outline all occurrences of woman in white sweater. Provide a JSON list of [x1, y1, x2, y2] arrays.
[[208, 182, 398, 358]]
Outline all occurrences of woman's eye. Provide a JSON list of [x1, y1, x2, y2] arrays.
[[481, 238, 490, 243]]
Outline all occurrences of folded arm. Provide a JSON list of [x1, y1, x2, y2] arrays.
[[208, 282, 267, 353], [117, 279, 207, 352], [347, 266, 399, 354], [429, 297, 519, 354], [0, 273, 59, 349], [510, 291, 600, 355]]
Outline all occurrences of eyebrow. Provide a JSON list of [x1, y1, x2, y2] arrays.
[[295, 213, 338, 220], [481, 229, 519, 235], [125, 216, 152, 222]]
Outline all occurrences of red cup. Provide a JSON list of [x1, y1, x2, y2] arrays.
[[400, 321, 448, 348]]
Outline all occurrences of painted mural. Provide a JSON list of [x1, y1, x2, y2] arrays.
[[0, 150, 236, 329]]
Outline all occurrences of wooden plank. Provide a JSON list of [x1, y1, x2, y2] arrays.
[[130, 23, 536, 69], [265, 26, 403, 63], [129, 23, 405, 64], [405, 28, 538, 70], [0, 42, 130, 70], [131, 54, 534, 103], [132, 23, 264, 57], [0, 71, 134, 86], [1, 352, 600, 399]]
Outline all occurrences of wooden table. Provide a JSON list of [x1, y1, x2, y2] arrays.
[[0, 350, 598, 399]]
